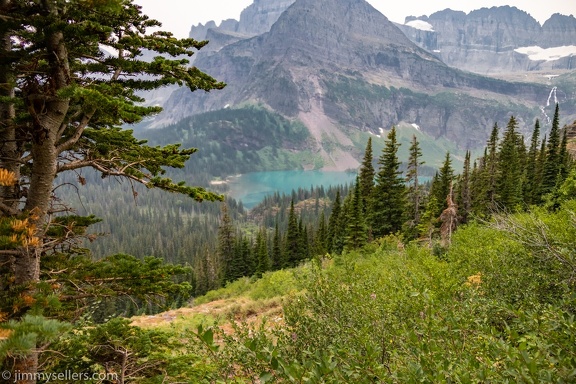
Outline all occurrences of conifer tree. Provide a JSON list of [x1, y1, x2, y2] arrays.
[[359, 137, 375, 212], [418, 196, 440, 246], [371, 127, 406, 238], [471, 150, 488, 216], [428, 171, 440, 201], [430, 152, 454, 217], [238, 235, 255, 277], [524, 119, 541, 205], [194, 247, 220, 295], [517, 134, 528, 181], [458, 151, 472, 223], [193, 252, 210, 296], [299, 219, 310, 261], [315, 211, 328, 256], [542, 104, 561, 195], [226, 235, 245, 281], [496, 116, 523, 210], [254, 228, 270, 278], [285, 200, 301, 266], [327, 189, 342, 253], [485, 123, 500, 205], [271, 222, 284, 270], [345, 177, 368, 250], [217, 205, 236, 283], [405, 135, 425, 235], [559, 127, 571, 179], [333, 192, 349, 254], [529, 134, 547, 206]]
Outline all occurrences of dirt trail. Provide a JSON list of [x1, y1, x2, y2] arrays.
[[131, 298, 284, 335]]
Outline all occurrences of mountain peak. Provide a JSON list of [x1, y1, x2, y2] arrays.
[[264, 0, 440, 70]]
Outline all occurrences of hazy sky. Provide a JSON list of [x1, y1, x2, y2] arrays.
[[135, 0, 576, 38]]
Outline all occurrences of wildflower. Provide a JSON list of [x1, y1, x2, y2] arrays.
[[465, 273, 482, 287]]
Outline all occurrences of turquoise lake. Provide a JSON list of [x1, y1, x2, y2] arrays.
[[225, 170, 358, 208]]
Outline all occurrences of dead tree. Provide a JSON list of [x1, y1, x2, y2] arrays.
[[440, 182, 458, 246]]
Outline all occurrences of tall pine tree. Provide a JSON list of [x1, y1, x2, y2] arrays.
[[535, 135, 548, 204], [496, 116, 523, 211], [559, 127, 571, 179], [271, 221, 284, 270], [327, 189, 344, 254], [485, 123, 500, 206], [371, 127, 406, 238], [315, 211, 328, 256], [458, 151, 472, 223], [218, 205, 236, 283], [524, 119, 541, 205], [542, 104, 561, 195], [430, 152, 454, 217], [345, 177, 368, 250], [254, 228, 270, 278], [405, 135, 425, 235], [285, 200, 301, 266], [359, 137, 375, 213], [0, 1, 225, 378]]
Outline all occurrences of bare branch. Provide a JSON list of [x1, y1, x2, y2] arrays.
[[56, 109, 96, 153], [0, 250, 21, 256]]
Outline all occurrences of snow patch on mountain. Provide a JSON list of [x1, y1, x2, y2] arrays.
[[405, 20, 434, 32], [514, 46, 576, 61]]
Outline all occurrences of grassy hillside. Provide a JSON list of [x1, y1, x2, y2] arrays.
[[110, 201, 576, 383]]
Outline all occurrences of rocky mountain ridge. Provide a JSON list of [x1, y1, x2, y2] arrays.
[[398, 6, 576, 74], [189, 0, 295, 42]]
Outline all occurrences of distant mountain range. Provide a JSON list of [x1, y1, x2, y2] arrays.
[[398, 7, 576, 74], [190, 1, 576, 75], [141, 0, 576, 172]]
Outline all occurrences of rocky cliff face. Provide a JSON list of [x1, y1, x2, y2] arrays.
[[236, 0, 296, 35], [399, 6, 576, 74], [146, 0, 571, 172], [188, 0, 295, 42], [542, 14, 576, 48]]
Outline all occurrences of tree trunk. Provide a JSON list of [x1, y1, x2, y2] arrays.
[[12, 355, 38, 384], [9, 17, 71, 383]]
